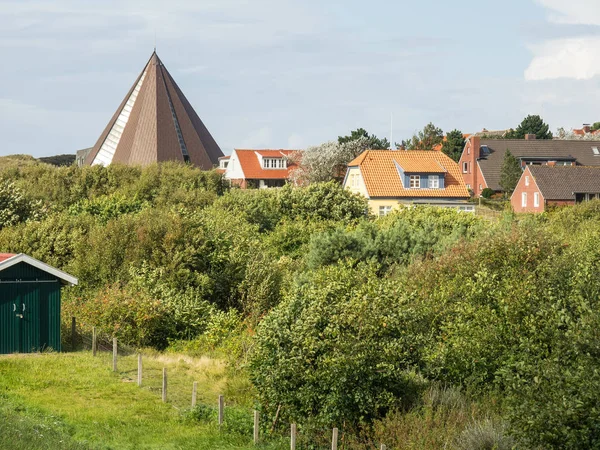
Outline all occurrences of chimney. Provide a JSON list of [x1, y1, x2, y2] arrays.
[[525, 134, 536, 140], [583, 124, 591, 133]]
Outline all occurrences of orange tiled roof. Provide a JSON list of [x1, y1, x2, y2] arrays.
[[234, 149, 301, 180], [348, 150, 469, 198]]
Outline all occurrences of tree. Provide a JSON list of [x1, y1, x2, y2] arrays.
[[441, 129, 466, 162], [402, 122, 444, 150], [499, 150, 521, 193], [290, 138, 369, 184], [506, 115, 552, 139], [592, 122, 600, 131], [338, 128, 390, 150]]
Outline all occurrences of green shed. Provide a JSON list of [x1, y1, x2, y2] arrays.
[[0, 253, 78, 354]]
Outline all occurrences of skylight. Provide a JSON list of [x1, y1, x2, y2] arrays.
[[593, 147, 600, 156]]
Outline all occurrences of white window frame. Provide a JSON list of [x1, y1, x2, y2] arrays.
[[525, 176, 529, 187], [463, 162, 468, 173], [263, 158, 287, 169], [428, 175, 439, 189], [534, 192, 539, 207], [379, 205, 392, 217], [409, 175, 420, 188], [522, 192, 527, 207]]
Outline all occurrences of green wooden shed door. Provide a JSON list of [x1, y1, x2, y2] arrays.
[[0, 281, 61, 353]]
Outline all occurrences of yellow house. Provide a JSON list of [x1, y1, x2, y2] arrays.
[[343, 150, 472, 216]]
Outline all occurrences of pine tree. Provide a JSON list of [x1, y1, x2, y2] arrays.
[[506, 115, 553, 139], [441, 129, 466, 162], [499, 150, 522, 193]]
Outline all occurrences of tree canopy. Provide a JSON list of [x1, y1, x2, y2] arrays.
[[338, 128, 390, 150], [402, 122, 444, 150], [441, 129, 466, 162], [506, 115, 553, 139], [499, 149, 522, 193]]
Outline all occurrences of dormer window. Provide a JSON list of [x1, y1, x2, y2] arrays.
[[409, 175, 420, 188], [428, 175, 439, 188], [219, 159, 229, 169], [263, 157, 287, 169]]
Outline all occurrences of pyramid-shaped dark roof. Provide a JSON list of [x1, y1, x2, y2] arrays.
[[85, 51, 223, 168]]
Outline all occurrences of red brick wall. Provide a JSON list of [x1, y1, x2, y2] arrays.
[[511, 167, 545, 213], [458, 136, 486, 196]]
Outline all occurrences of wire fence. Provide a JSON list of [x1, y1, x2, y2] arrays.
[[62, 317, 389, 450]]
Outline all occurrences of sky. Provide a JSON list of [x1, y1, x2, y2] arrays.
[[1, 0, 600, 157]]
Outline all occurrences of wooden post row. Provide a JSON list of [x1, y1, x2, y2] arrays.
[[332, 427, 338, 450], [92, 326, 97, 357], [290, 423, 297, 450], [218, 395, 224, 425], [137, 354, 142, 387], [253, 410, 260, 444], [192, 382, 198, 407], [112, 338, 117, 372], [162, 368, 167, 403]]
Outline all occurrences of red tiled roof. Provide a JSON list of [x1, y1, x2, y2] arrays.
[[348, 150, 469, 198], [0, 253, 16, 263], [234, 149, 301, 180]]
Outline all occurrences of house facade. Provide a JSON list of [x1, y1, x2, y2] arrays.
[[344, 150, 472, 216], [223, 149, 300, 188], [511, 166, 600, 213], [460, 135, 600, 196]]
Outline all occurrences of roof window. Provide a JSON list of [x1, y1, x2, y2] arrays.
[[592, 147, 600, 156]]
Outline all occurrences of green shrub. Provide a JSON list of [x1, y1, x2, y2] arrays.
[[0, 180, 45, 229], [454, 419, 516, 450], [64, 284, 174, 349], [250, 262, 425, 428], [480, 188, 495, 199]]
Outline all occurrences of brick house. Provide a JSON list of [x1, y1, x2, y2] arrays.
[[511, 166, 600, 213], [459, 135, 600, 197], [343, 150, 472, 216], [223, 149, 300, 188]]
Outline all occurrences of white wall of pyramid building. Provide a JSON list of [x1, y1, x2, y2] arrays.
[[92, 69, 148, 166]]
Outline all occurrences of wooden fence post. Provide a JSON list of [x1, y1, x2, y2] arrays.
[[71, 317, 76, 351], [162, 368, 167, 403], [112, 338, 117, 372], [331, 428, 338, 450], [137, 354, 142, 387], [218, 395, 224, 426], [380, 445, 386, 450], [192, 382, 198, 407], [253, 410, 259, 444], [290, 423, 297, 450], [92, 326, 97, 357]]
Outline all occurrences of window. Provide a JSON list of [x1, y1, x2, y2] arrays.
[[467, 146, 471, 155], [479, 184, 482, 191], [379, 205, 393, 217], [409, 175, 420, 188], [428, 175, 439, 188], [525, 176, 529, 186], [522, 192, 527, 207], [466, 184, 471, 190], [593, 147, 600, 156], [534, 192, 539, 207], [263, 158, 287, 169], [350, 173, 360, 188], [463, 162, 468, 173]]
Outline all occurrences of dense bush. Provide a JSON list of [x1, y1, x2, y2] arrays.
[[250, 262, 426, 428], [0, 181, 45, 229]]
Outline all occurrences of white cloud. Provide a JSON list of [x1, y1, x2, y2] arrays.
[[526, 1, 600, 80], [534, 0, 600, 25], [525, 37, 600, 80]]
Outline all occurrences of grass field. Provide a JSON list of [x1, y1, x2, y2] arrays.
[[0, 351, 285, 449]]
